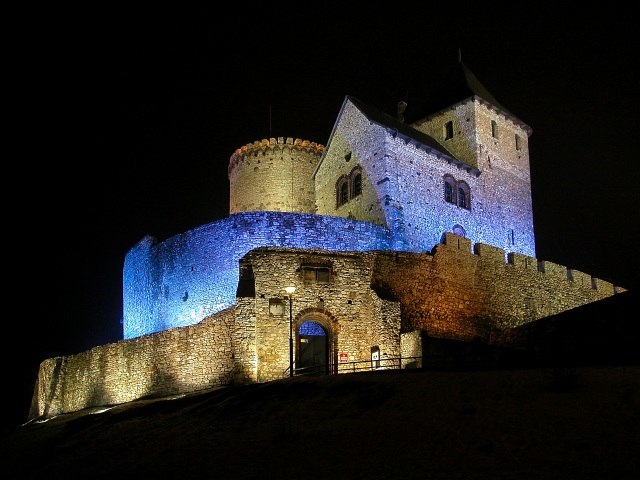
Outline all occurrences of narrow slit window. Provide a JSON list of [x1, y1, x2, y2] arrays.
[[444, 121, 454, 140], [515, 134, 523, 151]]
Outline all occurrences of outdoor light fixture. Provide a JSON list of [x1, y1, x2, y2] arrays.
[[285, 286, 296, 377]]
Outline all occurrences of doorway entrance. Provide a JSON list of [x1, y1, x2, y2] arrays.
[[297, 321, 328, 376]]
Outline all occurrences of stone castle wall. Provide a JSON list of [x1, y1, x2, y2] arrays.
[[30, 85, 627, 423], [123, 211, 392, 339], [30, 307, 237, 420], [373, 233, 620, 341], [239, 247, 402, 382], [30, 238, 624, 422]]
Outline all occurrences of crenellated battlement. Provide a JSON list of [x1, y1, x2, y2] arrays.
[[229, 137, 325, 176], [228, 137, 325, 215], [234, 137, 325, 155], [436, 232, 625, 295]]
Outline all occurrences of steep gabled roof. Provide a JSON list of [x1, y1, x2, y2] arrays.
[[348, 96, 457, 158], [404, 61, 531, 135], [315, 95, 480, 178]]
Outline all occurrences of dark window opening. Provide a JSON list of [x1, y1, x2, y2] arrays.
[[352, 173, 362, 198], [444, 175, 456, 204], [445, 182, 454, 203], [444, 175, 471, 210], [445, 121, 454, 140], [340, 183, 348, 205], [457, 181, 471, 210], [491, 120, 497, 138], [302, 266, 331, 284], [336, 176, 349, 207], [336, 167, 362, 208], [458, 188, 466, 209]]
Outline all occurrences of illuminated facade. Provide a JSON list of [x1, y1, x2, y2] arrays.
[[29, 61, 625, 421], [124, 61, 535, 339]]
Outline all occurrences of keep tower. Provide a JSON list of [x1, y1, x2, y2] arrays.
[[228, 137, 325, 214]]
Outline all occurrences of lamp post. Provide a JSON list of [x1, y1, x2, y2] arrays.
[[285, 286, 296, 377]]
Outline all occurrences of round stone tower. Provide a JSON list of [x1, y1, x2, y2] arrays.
[[228, 137, 325, 214]]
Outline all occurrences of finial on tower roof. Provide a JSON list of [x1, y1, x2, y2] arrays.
[[458, 48, 462, 63]]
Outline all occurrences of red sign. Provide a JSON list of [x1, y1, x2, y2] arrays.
[[339, 353, 349, 363]]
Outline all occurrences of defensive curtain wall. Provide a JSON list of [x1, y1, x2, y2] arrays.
[[126, 106, 539, 341], [123, 211, 392, 339], [374, 233, 621, 340], [29, 235, 623, 421]]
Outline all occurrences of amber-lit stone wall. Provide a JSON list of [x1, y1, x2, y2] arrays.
[[228, 138, 324, 215], [373, 233, 619, 341], [29, 238, 622, 422]]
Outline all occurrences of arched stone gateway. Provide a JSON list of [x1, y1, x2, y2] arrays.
[[294, 308, 340, 376]]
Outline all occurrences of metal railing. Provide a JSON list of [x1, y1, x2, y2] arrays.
[[286, 356, 423, 377], [288, 349, 534, 377], [335, 356, 423, 374]]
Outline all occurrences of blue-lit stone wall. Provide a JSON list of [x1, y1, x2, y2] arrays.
[[316, 98, 536, 258], [123, 211, 392, 339], [125, 98, 537, 340]]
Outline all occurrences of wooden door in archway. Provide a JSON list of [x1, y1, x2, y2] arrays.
[[297, 321, 328, 376]]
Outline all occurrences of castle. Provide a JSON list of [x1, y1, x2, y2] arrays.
[[28, 60, 625, 421]]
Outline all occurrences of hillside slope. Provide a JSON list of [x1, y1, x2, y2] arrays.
[[4, 366, 639, 480]]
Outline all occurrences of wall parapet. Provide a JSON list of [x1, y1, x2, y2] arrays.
[[228, 137, 325, 177], [437, 232, 625, 294]]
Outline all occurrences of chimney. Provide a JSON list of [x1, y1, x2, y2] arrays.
[[397, 101, 407, 123]]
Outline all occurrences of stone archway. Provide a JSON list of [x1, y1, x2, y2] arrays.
[[293, 308, 340, 375]]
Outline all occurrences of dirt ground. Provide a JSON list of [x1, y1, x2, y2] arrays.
[[3, 365, 639, 480]]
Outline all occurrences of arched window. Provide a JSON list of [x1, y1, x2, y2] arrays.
[[458, 188, 466, 209], [444, 175, 471, 210], [457, 181, 471, 210], [445, 182, 453, 203], [352, 173, 362, 198], [444, 175, 456, 204], [349, 167, 362, 199], [336, 176, 350, 207], [339, 182, 348, 206], [452, 224, 466, 237], [336, 167, 362, 208]]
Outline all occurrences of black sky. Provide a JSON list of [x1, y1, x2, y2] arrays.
[[10, 11, 638, 428]]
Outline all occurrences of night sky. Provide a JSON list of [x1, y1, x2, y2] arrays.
[[10, 11, 638, 428]]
